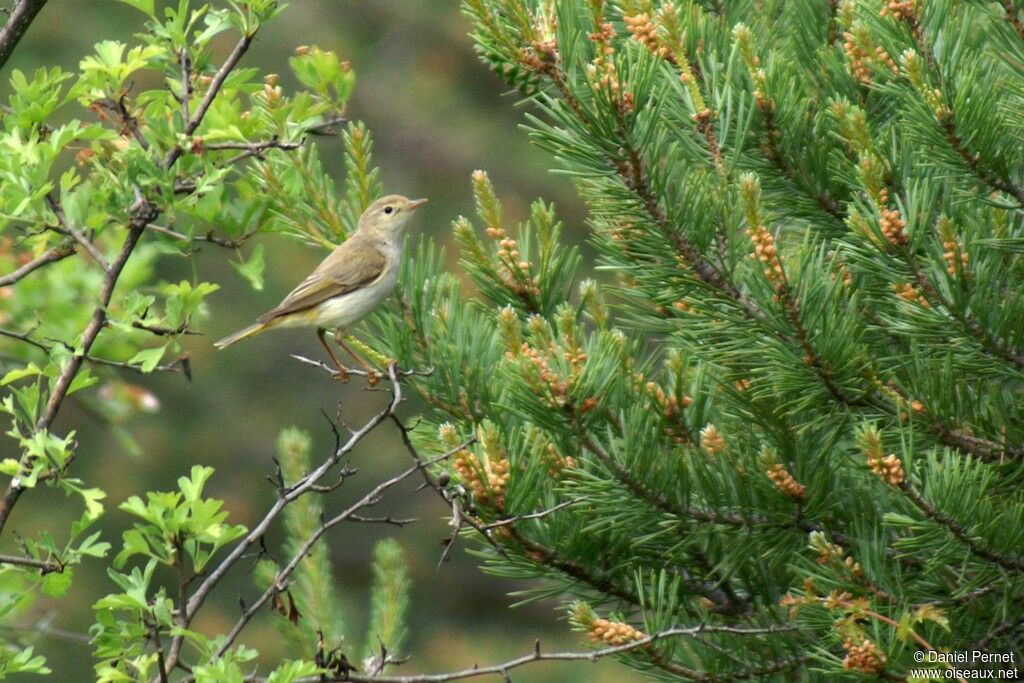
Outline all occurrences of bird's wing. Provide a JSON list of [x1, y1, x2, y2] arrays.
[[258, 236, 387, 323]]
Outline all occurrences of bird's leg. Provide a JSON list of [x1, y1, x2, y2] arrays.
[[317, 328, 349, 382], [333, 330, 381, 387]]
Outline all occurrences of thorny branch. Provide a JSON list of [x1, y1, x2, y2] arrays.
[[160, 364, 406, 674], [212, 447, 462, 659]]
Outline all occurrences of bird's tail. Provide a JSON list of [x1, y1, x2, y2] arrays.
[[214, 322, 266, 349]]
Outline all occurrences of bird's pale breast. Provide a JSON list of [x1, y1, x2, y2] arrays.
[[307, 243, 400, 330]]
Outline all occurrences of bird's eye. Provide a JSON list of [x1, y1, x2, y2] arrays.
[[384, 206, 394, 215]]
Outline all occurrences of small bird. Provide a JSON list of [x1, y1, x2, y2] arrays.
[[215, 194, 427, 382]]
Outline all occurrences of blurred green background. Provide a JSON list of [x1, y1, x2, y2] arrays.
[[1, 1, 631, 681]]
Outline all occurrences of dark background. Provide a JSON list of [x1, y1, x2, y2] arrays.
[[2, 1, 625, 680]]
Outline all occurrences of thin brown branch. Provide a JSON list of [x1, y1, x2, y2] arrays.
[[0, 621, 90, 644], [0, 552, 62, 573], [580, 434, 756, 529], [45, 195, 109, 272], [146, 222, 253, 249], [93, 95, 150, 151], [305, 114, 349, 136], [179, 48, 191, 126], [0, 0, 47, 70], [291, 353, 434, 378], [186, 32, 254, 135], [480, 498, 584, 530], [0, 242, 74, 286], [161, 364, 405, 674], [0, 324, 186, 375], [163, 29, 256, 169], [278, 624, 799, 683], [202, 139, 302, 152], [346, 514, 418, 526], [131, 320, 197, 337], [937, 97, 1024, 209], [972, 612, 1024, 651], [213, 448, 456, 658], [0, 325, 49, 352], [910, 260, 1024, 373], [756, 102, 844, 220]]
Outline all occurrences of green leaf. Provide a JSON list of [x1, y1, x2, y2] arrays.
[[114, 0, 155, 16], [266, 661, 321, 683], [66, 368, 98, 395], [41, 568, 73, 598], [231, 243, 265, 291], [127, 345, 167, 373], [1, 364, 42, 386]]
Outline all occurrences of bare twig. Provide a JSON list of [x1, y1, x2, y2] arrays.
[[0, 552, 62, 573], [0, 0, 48, 70], [0, 621, 91, 644], [203, 138, 302, 152], [131, 320, 198, 337], [0, 326, 49, 353], [0, 243, 74, 286], [44, 195, 109, 272], [213, 448, 457, 657], [273, 624, 799, 683], [93, 95, 150, 151], [480, 498, 585, 531], [347, 514, 418, 526], [305, 115, 349, 136], [0, 325, 187, 376], [187, 33, 254, 133], [292, 353, 434, 378], [147, 222, 253, 249], [161, 364, 405, 674]]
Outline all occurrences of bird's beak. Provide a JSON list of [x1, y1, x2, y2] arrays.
[[407, 198, 429, 210]]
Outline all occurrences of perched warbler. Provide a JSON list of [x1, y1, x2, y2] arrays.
[[214, 194, 427, 381]]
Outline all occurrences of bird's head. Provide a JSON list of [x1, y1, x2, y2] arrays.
[[358, 195, 428, 239]]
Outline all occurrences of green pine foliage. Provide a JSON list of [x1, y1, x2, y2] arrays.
[[254, 428, 347, 657], [371, 0, 1024, 678], [363, 538, 410, 668]]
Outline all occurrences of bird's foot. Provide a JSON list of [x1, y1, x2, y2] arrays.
[[332, 368, 351, 383], [366, 369, 381, 387]]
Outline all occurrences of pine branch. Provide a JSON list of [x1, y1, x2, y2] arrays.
[[1002, 0, 1024, 40], [897, 480, 1024, 572], [938, 111, 1024, 208]]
